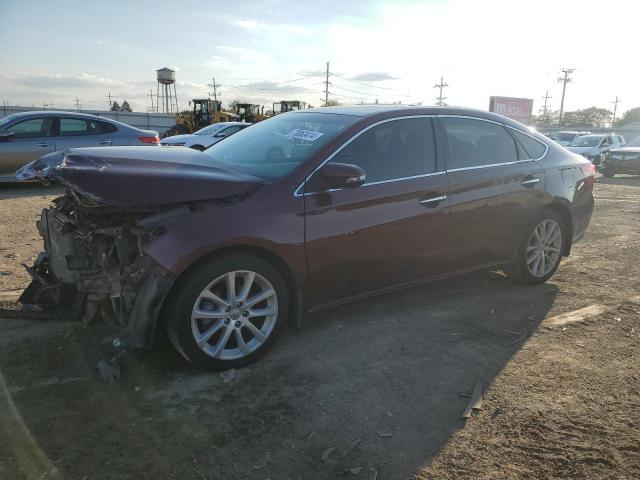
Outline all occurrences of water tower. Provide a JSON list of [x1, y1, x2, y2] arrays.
[[156, 67, 178, 113]]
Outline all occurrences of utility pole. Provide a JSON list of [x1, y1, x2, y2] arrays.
[[324, 62, 330, 106], [611, 96, 620, 127], [433, 76, 448, 106], [208, 77, 222, 102], [557, 68, 574, 127], [541, 90, 552, 125], [74, 97, 81, 111], [105, 92, 113, 110]]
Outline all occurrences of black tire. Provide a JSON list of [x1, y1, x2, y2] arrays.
[[504, 209, 567, 285], [601, 168, 615, 178], [190, 145, 205, 151], [165, 254, 289, 370]]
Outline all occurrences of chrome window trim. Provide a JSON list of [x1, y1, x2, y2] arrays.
[[293, 113, 550, 197], [293, 114, 438, 197]]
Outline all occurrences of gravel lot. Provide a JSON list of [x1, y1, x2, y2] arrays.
[[1, 178, 639, 480]]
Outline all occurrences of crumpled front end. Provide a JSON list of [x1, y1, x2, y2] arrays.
[[20, 191, 176, 349]]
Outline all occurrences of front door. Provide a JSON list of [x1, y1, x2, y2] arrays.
[[0, 116, 55, 175], [304, 117, 450, 307], [440, 116, 546, 270]]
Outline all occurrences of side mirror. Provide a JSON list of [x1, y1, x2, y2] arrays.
[[214, 132, 228, 138], [310, 162, 366, 191], [0, 131, 15, 141]]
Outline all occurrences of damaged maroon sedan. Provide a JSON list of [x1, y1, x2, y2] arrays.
[[16, 106, 595, 370]]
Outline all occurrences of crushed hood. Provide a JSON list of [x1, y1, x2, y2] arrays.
[[16, 147, 265, 207]]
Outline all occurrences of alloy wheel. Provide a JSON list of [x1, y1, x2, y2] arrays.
[[526, 219, 563, 278], [190, 270, 278, 360]]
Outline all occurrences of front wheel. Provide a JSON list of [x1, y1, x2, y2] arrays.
[[505, 210, 566, 285], [165, 254, 289, 370]]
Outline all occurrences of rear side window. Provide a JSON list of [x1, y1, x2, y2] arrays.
[[442, 117, 518, 169], [9, 117, 53, 138], [98, 121, 117, 134], [330, 117, 437, 183], [59, 118, 107, 136], [510, 129, 546, 159]]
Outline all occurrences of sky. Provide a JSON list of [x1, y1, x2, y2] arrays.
[[1, 0, 639, 117]]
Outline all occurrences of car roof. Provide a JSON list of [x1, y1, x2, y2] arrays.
[[288, 105, 531, 129]]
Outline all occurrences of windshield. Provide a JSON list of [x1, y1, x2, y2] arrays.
[[552, 132, 580, 141], [568, 136, 602, 147], [0, 113, 21, 130], [203, 112, 359, 178], [194, 123, 227, 135]]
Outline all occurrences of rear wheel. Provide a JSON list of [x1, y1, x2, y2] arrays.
[[165, 254, 288, 370], [601, 168, 615, 178], [505, 210, 566, 285]]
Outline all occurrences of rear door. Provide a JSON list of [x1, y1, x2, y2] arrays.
[[0, 116, 55, 175], [440, 116, 547, 270], [304, 116, 450, 306], [54, 117, 116, 150]]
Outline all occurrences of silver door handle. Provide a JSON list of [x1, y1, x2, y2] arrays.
[[36, 142, 52, 147], [419, 194, 447, 207], [98, 140, 113, 145], [521, 178, 540, 186]]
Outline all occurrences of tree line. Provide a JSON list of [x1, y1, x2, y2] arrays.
[[534, 106, 640, 129]]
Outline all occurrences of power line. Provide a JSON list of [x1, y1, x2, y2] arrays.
[[332, 74, 397, 90], [557, 68, 574, 127]]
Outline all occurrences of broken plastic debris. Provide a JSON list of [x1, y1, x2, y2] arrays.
[[97, 359, 121, 381], [462, 380, 483, 419], [220, 368, 236, 383]]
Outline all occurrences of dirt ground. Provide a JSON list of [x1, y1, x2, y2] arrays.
[[0, 177, 639, 480]]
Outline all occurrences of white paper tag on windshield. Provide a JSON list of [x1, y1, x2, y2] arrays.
[[287, 129, 324, 142]]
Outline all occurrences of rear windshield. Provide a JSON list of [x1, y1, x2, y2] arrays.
[[552, 132, 579, 141], [203, 112, 359, 178]]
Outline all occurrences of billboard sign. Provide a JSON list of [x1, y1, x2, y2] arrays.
[[489, 96, 534, 124]]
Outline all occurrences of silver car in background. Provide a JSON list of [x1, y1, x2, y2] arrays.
[[160, 122, 250, 150], [0, 111, 159, 181]]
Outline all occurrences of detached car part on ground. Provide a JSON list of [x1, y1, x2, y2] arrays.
[[16, 106, 595, 370]]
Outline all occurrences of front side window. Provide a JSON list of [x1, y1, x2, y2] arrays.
[[329, 117, 437, 183], [204, 112, 359, 179], [8, 117, 53, 138], [442, 117, 518, 169]]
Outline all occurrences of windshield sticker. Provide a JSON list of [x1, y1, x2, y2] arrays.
[[287, 129, 325, 142]]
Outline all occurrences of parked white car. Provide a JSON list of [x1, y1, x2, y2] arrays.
[[160, 122, 249, 150], [547, 130, 590, 146], [566, 134, 626, 165]]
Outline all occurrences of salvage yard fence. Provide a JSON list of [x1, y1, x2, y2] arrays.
[[0, 105, 176, 134]]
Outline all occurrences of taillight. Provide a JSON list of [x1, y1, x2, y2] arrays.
[[138, 136, 159, 144], [580, 163, 596, 187], [580, 163, 596, 176]]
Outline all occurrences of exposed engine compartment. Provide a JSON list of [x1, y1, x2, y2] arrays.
[[20, 190, 177, 347]]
